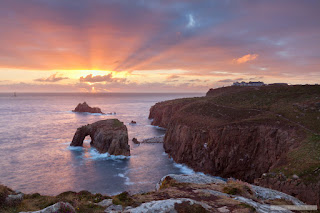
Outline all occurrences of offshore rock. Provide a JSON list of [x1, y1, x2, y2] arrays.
[[70, 119, 130, 156], [72, 102, 104, 114]]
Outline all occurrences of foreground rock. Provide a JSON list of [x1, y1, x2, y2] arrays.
[[72, 102, 104, 114], [1, 174, 307, 213], [70, 119, 130, 156], [20, 202, 76, 213]]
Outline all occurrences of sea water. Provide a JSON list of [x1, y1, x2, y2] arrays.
[[0, 93, 202, 195]]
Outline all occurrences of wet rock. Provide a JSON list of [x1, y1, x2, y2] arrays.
[[130, 120, 136, 124], [20, 202, 76, 213], [72, 102, 104, 114], [70, 119, 130, 156]]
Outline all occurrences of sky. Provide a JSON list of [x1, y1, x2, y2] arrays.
[[0, 0, 319, 93]]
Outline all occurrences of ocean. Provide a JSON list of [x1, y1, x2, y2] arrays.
[[0, 93, 202, 196]]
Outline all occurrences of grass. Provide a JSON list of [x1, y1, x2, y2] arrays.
[[223, 180, 254, 198], [274, 134, 320, 182], [112, 191, 135, 207], [0, 188, 109, 213], [112, 119, 124, 128]]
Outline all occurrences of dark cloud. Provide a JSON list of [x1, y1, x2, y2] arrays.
[[34, 73, 68, 82], [217, 78, 244, 83], [80, 74, 126, 83]]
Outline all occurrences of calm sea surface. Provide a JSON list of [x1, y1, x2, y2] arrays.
[[0, 93, 202, 196]]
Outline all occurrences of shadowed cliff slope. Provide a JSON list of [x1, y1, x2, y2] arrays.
[[149, 85, 320, 205]]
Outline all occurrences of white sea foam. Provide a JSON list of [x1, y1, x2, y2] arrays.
[[67, 146, 84, 151], [162, 152, 168, 156], [88, 148, 130, 160], [117, 173, 134, 185], [146, 125, 166, 130], [173, 162, 195, 175]]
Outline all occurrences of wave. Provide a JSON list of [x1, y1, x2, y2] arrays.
[[173, 162, 195, 175], [146, 125, 166, 130], [88, 148, 130, 160], [67, 146, 84, 151]]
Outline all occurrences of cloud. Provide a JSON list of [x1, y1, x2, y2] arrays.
[[166, 74, 180, 80], [79, 74, 126, 83], [34, 73, 68, 82], [217, 78, 244, 83], [234, 54, 259, 64]]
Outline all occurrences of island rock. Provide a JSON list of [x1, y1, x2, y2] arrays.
[[70, 119, 130, 156], [72, 102, 104, 114]]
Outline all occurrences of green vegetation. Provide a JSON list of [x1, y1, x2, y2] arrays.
[[112, 191, 135, 207], [112, 119, 124, 128], [174, 201, 209, 213], [275, 134, 320, 183], [223, 180, 253, 198], [0, 187, 109, 213]]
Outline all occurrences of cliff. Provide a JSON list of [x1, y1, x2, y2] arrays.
[[149, 85, 320, 205]]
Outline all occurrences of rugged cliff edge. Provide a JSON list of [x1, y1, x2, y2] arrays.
[[149, 85, 320, 205]]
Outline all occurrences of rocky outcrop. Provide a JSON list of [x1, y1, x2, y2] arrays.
[[72, 102, 104, 114], [20, 202, 76, 213], [70, 119, 130, 156]]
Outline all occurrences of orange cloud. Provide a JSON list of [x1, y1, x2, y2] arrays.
[[34, 73, 68, 82], [234, 54, 259, 64]]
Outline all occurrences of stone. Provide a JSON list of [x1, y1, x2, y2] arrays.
[[5, 193, 23, 205], [156, 174, 226, 190], [104, 204, 123, 212], [70, 119, 130, 156], [97, 199, 113, 207], [20, 202, 76, 213], [72, 102, 104, 114], [130, 120, 136, 124], [124, 198, 211, 213], [132, 138, 140, 144], [292, 174, 299, 179], [217, 206, 230, 213]]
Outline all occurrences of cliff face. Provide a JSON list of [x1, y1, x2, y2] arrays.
[[149, 85, 320, 205], [163, 123, 296, 182]]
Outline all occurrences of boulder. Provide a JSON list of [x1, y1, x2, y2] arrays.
[[20, 202, 76, 213], [72, 102, 104, 114], [130, 120, 137, 124], [70, 119, 130, 156]]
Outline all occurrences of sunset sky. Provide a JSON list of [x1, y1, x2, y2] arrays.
[[0, 0, 319, 93]]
